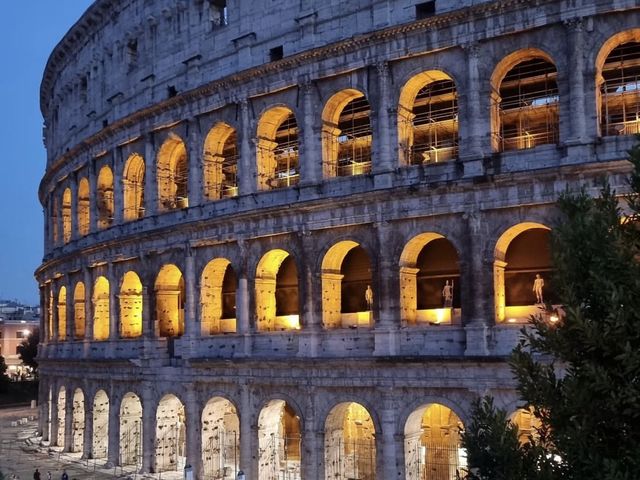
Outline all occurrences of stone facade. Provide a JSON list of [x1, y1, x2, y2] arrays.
[[37, 0, 640, 478]]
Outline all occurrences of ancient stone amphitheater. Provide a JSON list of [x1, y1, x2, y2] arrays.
[[35, 0, 640, 478]]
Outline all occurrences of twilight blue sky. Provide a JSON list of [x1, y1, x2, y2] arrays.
[[0, 2, 93, 305]]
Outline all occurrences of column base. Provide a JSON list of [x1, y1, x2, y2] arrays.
[[373, 326, 399, 356], [373, 171, 394, 189], [464, 323, 489, 356]]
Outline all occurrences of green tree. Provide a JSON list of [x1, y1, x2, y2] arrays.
[[0, 355, 8, 393], [463, 142, 640, 479], [17, 327, 39, 374]]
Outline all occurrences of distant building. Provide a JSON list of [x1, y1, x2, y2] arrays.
[[0, 301, 39, 377]]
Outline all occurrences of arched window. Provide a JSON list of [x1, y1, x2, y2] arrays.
[[62, 188, 72, 243], [598, 37, 640, 136], [492, 54, 559, 152], [155, 394, 186, 473], [93, 276, 110, 341], [57, 286, 67, 341], [97, 166, 114, 229], [201, 259, 237, 335], [73, 282, 86, 339], [93, 390, 109, 460], [157, 136, 189, 211], [155, 264, 185, 337], [398, 71, 458, 165], [120, 271, 143, 338], [203, 123, 239, 200], [322, 90, 372, 177], [255, 250, 299, 331], [77, 178, 90, 236], [256, 107, 299, 190], [72, 389, 85, 453], [123, 153, 145, 221], [258, 400, 301, 478], [201, 397, 239, 477], [119, 392, 142, 466]]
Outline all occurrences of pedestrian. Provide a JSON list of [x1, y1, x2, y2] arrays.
[[61, 470, 69, 480], [47, 471, 52, 480], [34, 468, 41, 480]]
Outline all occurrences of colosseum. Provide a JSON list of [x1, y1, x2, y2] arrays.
[[35, 0, 639, 478]]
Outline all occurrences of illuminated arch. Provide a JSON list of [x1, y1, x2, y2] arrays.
[[596, 30, 640, 136], [255, 249, 299, 331], [509, 408, 542, 445], [399, 233, 461, 325], [157, 136, 189, 211], [92, 390, 109, 459], [120, 271, 143, 338], [256, 106, 299, 190], [258, 399, 301, 478], [62, 188, 72, 243], [325, 402, 376, 480], [155, 394, 186, 473], [93, 276, 110, 341], [201, 397, 239, 477], [494, 222, 552, 322], [77, 177, 90, 236], [203, 122, 239, 200], [72, 388, 85, 453], [201, 258, 237, 335], [119, 392, 142, 466], [322, 89, 372, 177], [155, 264, 185, 337], [97, 165, 114, 229], [321, 241, 373, 329], [398, 71, 459, 166], [73, 282, 86, 339], [404, 403, 466, 480], [47, 287, 54, 340], [57, 286, 67, 341], [491, 49, 559, 152], [123, 153, 145, 221]]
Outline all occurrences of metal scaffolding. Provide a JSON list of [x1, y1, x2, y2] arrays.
[[601, 41, 640, 136]]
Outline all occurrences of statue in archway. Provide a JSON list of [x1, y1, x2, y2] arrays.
[[365, 285, 373, 311], [533, 274, 545, 304], [442, 280, 453, 308]]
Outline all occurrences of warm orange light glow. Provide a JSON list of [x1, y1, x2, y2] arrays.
[[120, 271, 143, 338], [57, 286, 67, 341], [93, 276, 110, 341]]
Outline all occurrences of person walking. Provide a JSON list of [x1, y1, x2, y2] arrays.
[[61, 470, 69, 480], [46, 471, 52, 480], [33, 469, 41, 480]]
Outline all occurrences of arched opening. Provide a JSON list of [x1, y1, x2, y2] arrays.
[[123, 153, 145, 221], [510, 408, 542, 445], [398, 71, 458, 166], [201, 397, 240, 478], [321, 242, 373, 329], [399, 234, 461, 326], [494, 224, 554, 323], [203, 122, 239, 200], [73, 282, 86, 339], [325, 402, 376, 480], [404, 403, 466, 480], [97, 166, 114, 229], [57, 386, 66, 447], [322, 90, 372, 177], [201, 259, 237, 335], [93, 276, 110, 341], [72, 388, 85, 453], [119, 392, 142, 467], [597, 32, 640, 136], [62, 188, 72, 243], [120, 271, 143, 338], [155, 394, 186, 473], [255, 250, 300, 331], [57, 286, 67, 341], [92, 390, 109, 460], [256, 107, 299, 190], [492, 52, 559, 152], [155, 264, 185, 337], [258, 400, 301, 478], [77, 178, 90, 236], [157, 136, 189, 211]]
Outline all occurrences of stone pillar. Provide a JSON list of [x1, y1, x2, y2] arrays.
[[64, 393, 73, 452], [565, 17, 588, 144], [238, 99, 256, 195], [69, 177, 79, 240], [108, 263, 119, 341], [184, 388, 203, 477], [88, 162, 98, 233], [239, 382, 254, 478], [299, 230, 321, 357], [461, 42, 485, 175], [380, 393, 401, 479], [141, 387, 156, 473], [184, 253, 198, 337], [144, 135, 158, 217], [52, 280, 60, 342], [373, 62, 393, 174], [112, 154, 124, 225], [301, 388, 320, 479], [50, 386, 59, 446], [374, 222, 400, 356], [82, 393, 94, 459], [142, 286, 153, 338], [187, 119, 204, 207], [39, 284, 47, 344], [106, 393, 120, 467], [66, 278, 74, 342], [299, 79, 322, 185], [236, 240, 252, 356], [38, 379, 49, 440], [83, 268, 94, 341]]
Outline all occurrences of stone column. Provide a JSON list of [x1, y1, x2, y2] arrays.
[[39, 284, 47, 344], [301, 388, 320, 479], [184, 388, 203, 477], [299, 230, 321, 357], [66, 278, 74, 342], [141, 387, 156, 473], [82, 395, 93, 459], [88, 162, 98, 233], [83, 268, 94, 341], [38, 379, 49, 440], [52, 280, 60, 342], [144, 135, 158, 217], [112, 153, 124, 225], [299, 79, 322, 185], [69, 176, 79, 240], [108, 263, 119, 342], [238, 99, 256, 195], [380, 393, 401, 479], [106, 393, 120, 467], [64, 393, 73, 452], [187, 119, 203, 207], [461, 42, 485, 175], [374, 222, 400, 356], [236, 240, 252, 356], [184, 253, 197, 337], [373, 62, 393, 174], [50, 385, 59, 446], [239, 382, 254, 478], [565, 17, 588, 144]]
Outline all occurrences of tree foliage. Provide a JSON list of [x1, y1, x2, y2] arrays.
[[17, 327, 39, 373], [0, 355, 8, 393], [463, 142, 640, 479]]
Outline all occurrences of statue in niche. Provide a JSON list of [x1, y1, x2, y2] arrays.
[[533, 274, 545, 304], [442, 280, 453, 308], [365, 285, 373, 311]]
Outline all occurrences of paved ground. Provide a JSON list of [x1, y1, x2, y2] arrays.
[[0, 406, 182, 480]]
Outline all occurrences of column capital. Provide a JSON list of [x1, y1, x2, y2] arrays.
[[462, 41, 481, 58]]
